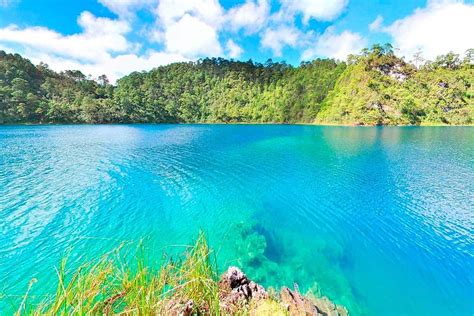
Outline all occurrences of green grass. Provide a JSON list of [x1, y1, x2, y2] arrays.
[[14, 231, 223, 315]]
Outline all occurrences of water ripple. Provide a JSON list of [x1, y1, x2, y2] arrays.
[[0, 125, 473, 315]]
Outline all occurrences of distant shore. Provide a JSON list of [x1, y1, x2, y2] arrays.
[[1, 121, 473, 127], [1, 48, 472, 129]]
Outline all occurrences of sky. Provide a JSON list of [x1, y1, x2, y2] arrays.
[[0, 0, 473, 82]]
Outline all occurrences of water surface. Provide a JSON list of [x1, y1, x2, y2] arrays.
[[1, 125, 473, 315]]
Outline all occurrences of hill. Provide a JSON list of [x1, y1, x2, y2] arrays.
[[0, 45, 472, 125]]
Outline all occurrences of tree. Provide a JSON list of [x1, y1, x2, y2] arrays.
[[0, 48, 472, 126]]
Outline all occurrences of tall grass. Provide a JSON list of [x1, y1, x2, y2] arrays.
[[15, 231, 222, 315]]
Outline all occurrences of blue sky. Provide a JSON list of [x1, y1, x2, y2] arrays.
[[0, 0, 472, 81]]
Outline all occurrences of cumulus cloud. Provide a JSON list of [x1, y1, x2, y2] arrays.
[[0, 12, 130, 62], [226, 39, 243, 58], [164, 14, 222, 57], [261, 25, 302, 57], [369, 15, 383, 31], [0, 0, 249, 81], [152, 0, 224, 57], [0, 11, 188, 82], [8, 0, 450, 80], [383, 0, 474, 60], [302, 27, 366, 61], [279, 0, 348, 23], [257, 0, 349, 54], [156, 0, 224, 28], [5, 44, 188, 83], [226, 0, 270, 34], [30, 51, 188, 82]]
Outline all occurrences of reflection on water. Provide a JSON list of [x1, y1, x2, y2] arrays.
[[0, 125, 473, 315]]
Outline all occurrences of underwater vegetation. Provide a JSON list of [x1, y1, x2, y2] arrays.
[[226, 220, 366, 315]]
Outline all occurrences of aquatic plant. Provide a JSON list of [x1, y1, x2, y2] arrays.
[[224, 219, 365, 315]]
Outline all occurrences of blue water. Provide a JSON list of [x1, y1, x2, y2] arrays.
[[0, 125, 473, 315]]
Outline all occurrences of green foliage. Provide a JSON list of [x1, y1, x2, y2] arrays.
[[14, 232, 221, 315], [318, 46, 473, 125], [0, 46, 472, 125], [0, 52, 114, 124]]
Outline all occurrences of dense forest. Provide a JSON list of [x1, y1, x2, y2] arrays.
[[1, 44, 472, 125]]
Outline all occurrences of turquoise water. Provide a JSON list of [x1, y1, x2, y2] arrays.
[[0, 125, 473, 315]]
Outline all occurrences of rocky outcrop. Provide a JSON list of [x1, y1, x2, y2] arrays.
[[218, 267, 348, 316], [164, 267, 348, 315], [218, 266, 268, 313]]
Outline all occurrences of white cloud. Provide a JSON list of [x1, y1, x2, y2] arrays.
[[302, 27, 366, 61], [261, 25, 301, 57], [369, 15, 383, 31], [0, 12, 130, 62], [3, 43, 188, 83], [164, 14, 222, 57], [78, 11, 130, 36], [152, 0, 224, 57], [226, 0, 270, 34], [156, 0, 224, 29], [98, 0, 155, 18], [226, 39, 243, 58], [0, 10, 188, 82], [279, 0, 348, 23], [383, 0, 474, 60], [30, 51, 188, 82], [0, 0, 385, 80]]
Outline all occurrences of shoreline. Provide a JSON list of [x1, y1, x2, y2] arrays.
[[1, 121, 473, 127]]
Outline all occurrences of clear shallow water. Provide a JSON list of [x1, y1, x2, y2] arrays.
[[0, 125, 473, 315]]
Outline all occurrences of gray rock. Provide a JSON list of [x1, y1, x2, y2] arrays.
[[218, 266, 269, 314]]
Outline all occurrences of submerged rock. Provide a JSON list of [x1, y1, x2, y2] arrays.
[[280, 286, 348, 316], [281, 286, 319, 315]]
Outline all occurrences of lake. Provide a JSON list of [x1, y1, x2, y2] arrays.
[[0, 125, 473, 315]]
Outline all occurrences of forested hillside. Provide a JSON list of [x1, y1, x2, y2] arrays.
[[318, 45, 474, 125], [0, 45, 472, 125]]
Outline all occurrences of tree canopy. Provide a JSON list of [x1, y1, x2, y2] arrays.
[[0, 46, 472, 125]]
